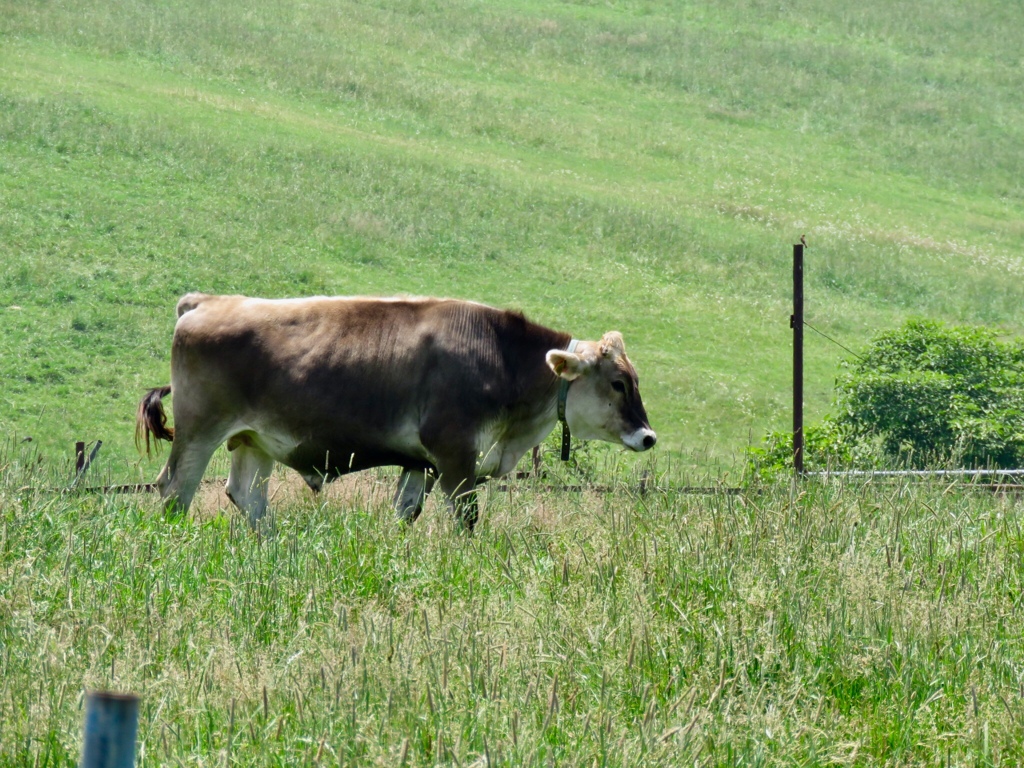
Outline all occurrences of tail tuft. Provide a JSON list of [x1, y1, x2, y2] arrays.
[[136, 385, 173, 456]]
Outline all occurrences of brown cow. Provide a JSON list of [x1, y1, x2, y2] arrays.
[[137, 293, 656, 529]]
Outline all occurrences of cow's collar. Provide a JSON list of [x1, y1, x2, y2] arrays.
[[557, 339, 579, 461]]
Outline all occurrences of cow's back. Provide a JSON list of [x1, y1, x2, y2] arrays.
[[167, 296, 542, 460], [172, 294, 428, 406]]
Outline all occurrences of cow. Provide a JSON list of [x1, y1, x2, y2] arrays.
[[136, 293, 656, 530]]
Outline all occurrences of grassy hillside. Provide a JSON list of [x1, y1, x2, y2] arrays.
[[2, 0, 1023, 477]]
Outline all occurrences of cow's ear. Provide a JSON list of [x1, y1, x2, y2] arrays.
[[546, 349, 587, 381], [599, 331, 625, 358]]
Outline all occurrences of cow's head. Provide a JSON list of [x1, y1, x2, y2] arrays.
[[546, 332, 656, 452]]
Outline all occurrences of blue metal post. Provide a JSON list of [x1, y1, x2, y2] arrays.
[[80, 691, 140, 768]]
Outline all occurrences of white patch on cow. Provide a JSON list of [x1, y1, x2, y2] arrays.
[[562, 382, 618, 443], [475, 408, 557, 479], [475, 428, 503, 478], [621, 426, 657, 452], [223, 424, 300, 462]]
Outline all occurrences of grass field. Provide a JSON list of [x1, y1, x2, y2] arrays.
[[4, 451, 1024, 766], [2, 0, 1023, 473], [3, 0, 1024, 764]]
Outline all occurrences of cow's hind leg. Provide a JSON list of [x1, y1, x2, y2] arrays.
[[156, 435, 221, 518], [226, 439, 275, 529], [393, 469, 435, 522]]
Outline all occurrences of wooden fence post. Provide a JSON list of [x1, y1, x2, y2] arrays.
[[70, 440, 103, 490], [80, 691, 140, 768]]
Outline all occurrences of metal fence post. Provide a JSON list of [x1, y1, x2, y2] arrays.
[[80, 691, 140, 768], [792, 242, 804, 477]]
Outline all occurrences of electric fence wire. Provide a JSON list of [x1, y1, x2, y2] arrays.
[[803, 320, 866, 362]]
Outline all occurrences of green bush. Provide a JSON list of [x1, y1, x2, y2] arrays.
[[744, 417, 882, 482], [835, 319, 1024, 468], [748, 319, 1024, 479]]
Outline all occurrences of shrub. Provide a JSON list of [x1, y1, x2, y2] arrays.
[[744, 417, 882, 482], [747, 319, 1024, 479], [835, 319, 1024, 468]]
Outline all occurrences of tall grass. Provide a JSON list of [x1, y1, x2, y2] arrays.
[[4, 444, 1024, 765], [4, 2, 1024, 764]]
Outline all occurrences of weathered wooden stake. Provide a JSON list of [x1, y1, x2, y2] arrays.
[[80, 691, 140, 768], [71, 440, 103, 490]]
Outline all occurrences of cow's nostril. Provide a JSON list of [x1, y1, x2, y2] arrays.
[[643, 433, 657, 450]]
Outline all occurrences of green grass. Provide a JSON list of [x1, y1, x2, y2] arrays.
[[2, 0, 1023, 471], [4, 449, 1024, 765], [3, 4, 1024, 763]]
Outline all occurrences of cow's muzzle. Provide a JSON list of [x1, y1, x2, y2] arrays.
[[624, 427, 657, 452]]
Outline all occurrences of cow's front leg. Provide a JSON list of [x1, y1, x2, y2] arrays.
[[435, 455, 480, 531], [226, 441, 275, 529], [452, 489, 479, 531], [393, 468, 435, 522], [421, 419, 481, 530]]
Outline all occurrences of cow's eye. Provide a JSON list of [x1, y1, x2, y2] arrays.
[[611, 381, 626, 395]]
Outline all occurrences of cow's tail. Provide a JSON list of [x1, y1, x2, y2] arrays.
[[136, 385, 174, 456]]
